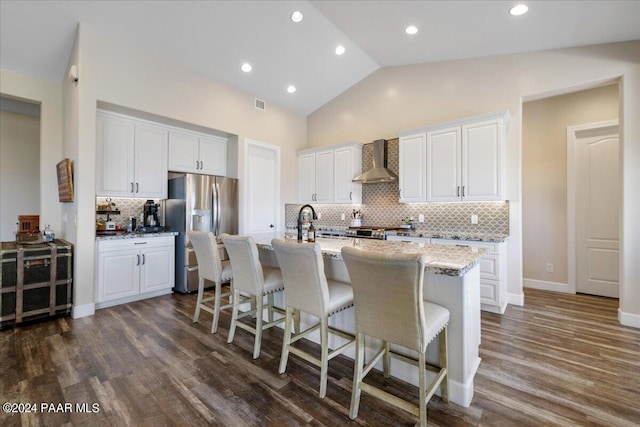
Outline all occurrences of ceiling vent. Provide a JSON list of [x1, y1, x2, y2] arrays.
[[255, 98, 266, 111]]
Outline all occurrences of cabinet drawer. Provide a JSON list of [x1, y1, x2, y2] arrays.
[[98, 236, 173, 252], [480, 279, 499, 304], [479, 253, 499, 280]]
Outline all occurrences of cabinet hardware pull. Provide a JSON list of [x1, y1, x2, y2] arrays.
[[136, 182, 139, 193], [200, 160, 203, 169], [134, 242, 147, 245], [349, 191, 352, 200], [462, 186, 465, 197], [457, 186, 460, 197], [131, 182, 134, 192], [137, 254, 140, 265], [142, 254, 145, 265]]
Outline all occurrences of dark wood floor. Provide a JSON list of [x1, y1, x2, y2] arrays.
[[1, 288, 639, 426]]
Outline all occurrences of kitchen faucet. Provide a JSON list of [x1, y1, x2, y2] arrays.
[[297, 204, 317, 242]]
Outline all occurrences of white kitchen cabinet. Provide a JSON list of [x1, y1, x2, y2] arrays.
[[168, 130, 226, 176], [96, 236, 175, 308], [298, 142, 363, 204], [399, 132, 427, 202], [334, 143, 363, 203], [298, 149, 334, 203], [399, 110, 508, 203], [96, 111, 168, 198], [432, 238, 507, 313]]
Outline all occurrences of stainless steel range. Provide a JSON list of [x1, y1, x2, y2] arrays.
[[345, 226, 402, 240]]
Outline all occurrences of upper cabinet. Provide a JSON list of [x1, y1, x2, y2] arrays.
[[96, 111, 168, 198], [168, 130, 226, 176], [399, 110, 508, 203], [297, 142, 362, 204]]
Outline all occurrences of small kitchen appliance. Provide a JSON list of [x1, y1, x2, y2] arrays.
[[143, 200, 160, 227]]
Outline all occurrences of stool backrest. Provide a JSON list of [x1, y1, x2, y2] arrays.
[[271, 239, 329, 318], [221, 233, 264, 295], [341, 247, 428, 352], [188, 231, 223, 283]]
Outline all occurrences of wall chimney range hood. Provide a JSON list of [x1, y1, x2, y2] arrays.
[[352, 139, 398, 183]]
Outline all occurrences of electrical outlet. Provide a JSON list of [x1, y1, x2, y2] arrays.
[[546, 263, 554, 273], [317, 212, 322, 219], [471, 214, 478, 225], [418, 214, 425, 223], [341, 213, 345, 221]]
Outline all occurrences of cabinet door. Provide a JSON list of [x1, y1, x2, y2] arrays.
[[399, 133, 426, 202], [314, 150, 334, 203], [97, 248, 140, 302], [135, 123, 168, 198], [298, 153, 316, 203], [426, 126, 461, 202], [334, 146, 362, 204], [140, 244, 174, 293], [96, 114, 135, 197], [168, 131, 200, 173], [462, 119, 502, 201], [199, 136, 227, 176]]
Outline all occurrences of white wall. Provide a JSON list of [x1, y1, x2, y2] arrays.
[[307, 40, 640, 326], [66, 25, 307, 310], [0, 109, 40, 240], [0, 70, 63, 239]]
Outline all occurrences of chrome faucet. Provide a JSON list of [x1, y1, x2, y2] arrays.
[[297, 204, 317, 242]]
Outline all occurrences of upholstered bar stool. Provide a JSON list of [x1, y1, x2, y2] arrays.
[[271, 239, 355, 398], [221, 233, 285, 359], [188, 231, 233, 334], [341, 247, 449, 427]]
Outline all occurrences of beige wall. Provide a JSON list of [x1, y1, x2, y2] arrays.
[[66, 25, 307, 310], [307, 40, 640, 326], [0, 70, 63, 238], [523, 84, 619, 286], [0, 109, 40, 241]]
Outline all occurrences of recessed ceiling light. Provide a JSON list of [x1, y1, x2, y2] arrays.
[[335, 45, 346, 55], [290, 10, 303, 23], [287, 85, 296, 94], [509, 4, 528, 16], [405, 25, 418, 35], [241, 63, 252, 73]]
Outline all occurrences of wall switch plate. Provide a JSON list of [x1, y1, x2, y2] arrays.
[[546, 263, 554, 273], [341, 213, 345, 221], [418, 214, 425, 223], [471, 214, 478, 224]]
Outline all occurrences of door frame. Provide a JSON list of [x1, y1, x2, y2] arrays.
[[243, 138, 281, 234], [566, 119, 619, 294]]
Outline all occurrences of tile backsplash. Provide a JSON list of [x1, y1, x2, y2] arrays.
[[286, 138, 509, 236], [95, 197, 162, 228]]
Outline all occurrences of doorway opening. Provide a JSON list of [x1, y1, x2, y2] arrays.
[[522, 83, 621, 299]]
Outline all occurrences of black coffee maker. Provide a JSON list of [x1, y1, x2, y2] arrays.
[[143, 200, 160, 228]]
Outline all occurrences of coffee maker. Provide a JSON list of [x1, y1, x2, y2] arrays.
[[142, 199, 162, 231]]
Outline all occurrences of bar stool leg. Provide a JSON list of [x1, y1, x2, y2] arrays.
[[319, 317, 329, 398], [279, 307, 294, 374], [383, 340, 391, 378], [419, 352, 427, 427], [349, 332, 365, 420], [227, 289, 240, 344], [193, 277, 204, 323], [253, 295, 264, 359], [212, 280, 221, 334], [439, 326, 449, 402]]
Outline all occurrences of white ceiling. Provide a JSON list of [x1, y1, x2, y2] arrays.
[[2, 1, 639, 116]]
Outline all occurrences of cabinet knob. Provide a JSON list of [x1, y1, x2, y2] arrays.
[[269, 224, 274, 228]]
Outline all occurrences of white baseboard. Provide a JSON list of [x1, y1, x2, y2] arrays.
[[72, 303, 95, 319], [619, 308, 640, 328], [507, 292, 524, 306], [523, 278, 571, 293]]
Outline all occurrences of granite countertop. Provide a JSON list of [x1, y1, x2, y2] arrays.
[[250, 232, 486, 277], [95, 231, 178, 241], [386, 230, 509, 243]]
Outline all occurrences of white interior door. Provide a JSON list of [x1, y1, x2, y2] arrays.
[[571, 122, 620, 297], [245, 140, 280, 234]]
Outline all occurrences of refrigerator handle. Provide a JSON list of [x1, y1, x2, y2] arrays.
[[212, 180, 219, 236]]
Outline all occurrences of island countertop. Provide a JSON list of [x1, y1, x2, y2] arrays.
[[250, 232, 486, 277]]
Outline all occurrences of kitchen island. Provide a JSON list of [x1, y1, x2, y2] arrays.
[[251, 232, 485, 408]]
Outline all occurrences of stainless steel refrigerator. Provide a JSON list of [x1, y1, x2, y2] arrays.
[[166, 172, 238, 293]]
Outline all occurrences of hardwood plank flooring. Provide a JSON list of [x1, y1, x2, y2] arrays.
[[1, 288, 638, 426]]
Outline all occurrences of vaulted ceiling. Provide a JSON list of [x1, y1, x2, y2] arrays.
[[2, 1, 639, 115]]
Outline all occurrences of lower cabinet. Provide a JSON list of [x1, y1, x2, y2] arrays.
[[96, 236, 175, 308], [431, 238, 507, 314]]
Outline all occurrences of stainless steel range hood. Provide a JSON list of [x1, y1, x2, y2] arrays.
[[352, 139, 398, 183]]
